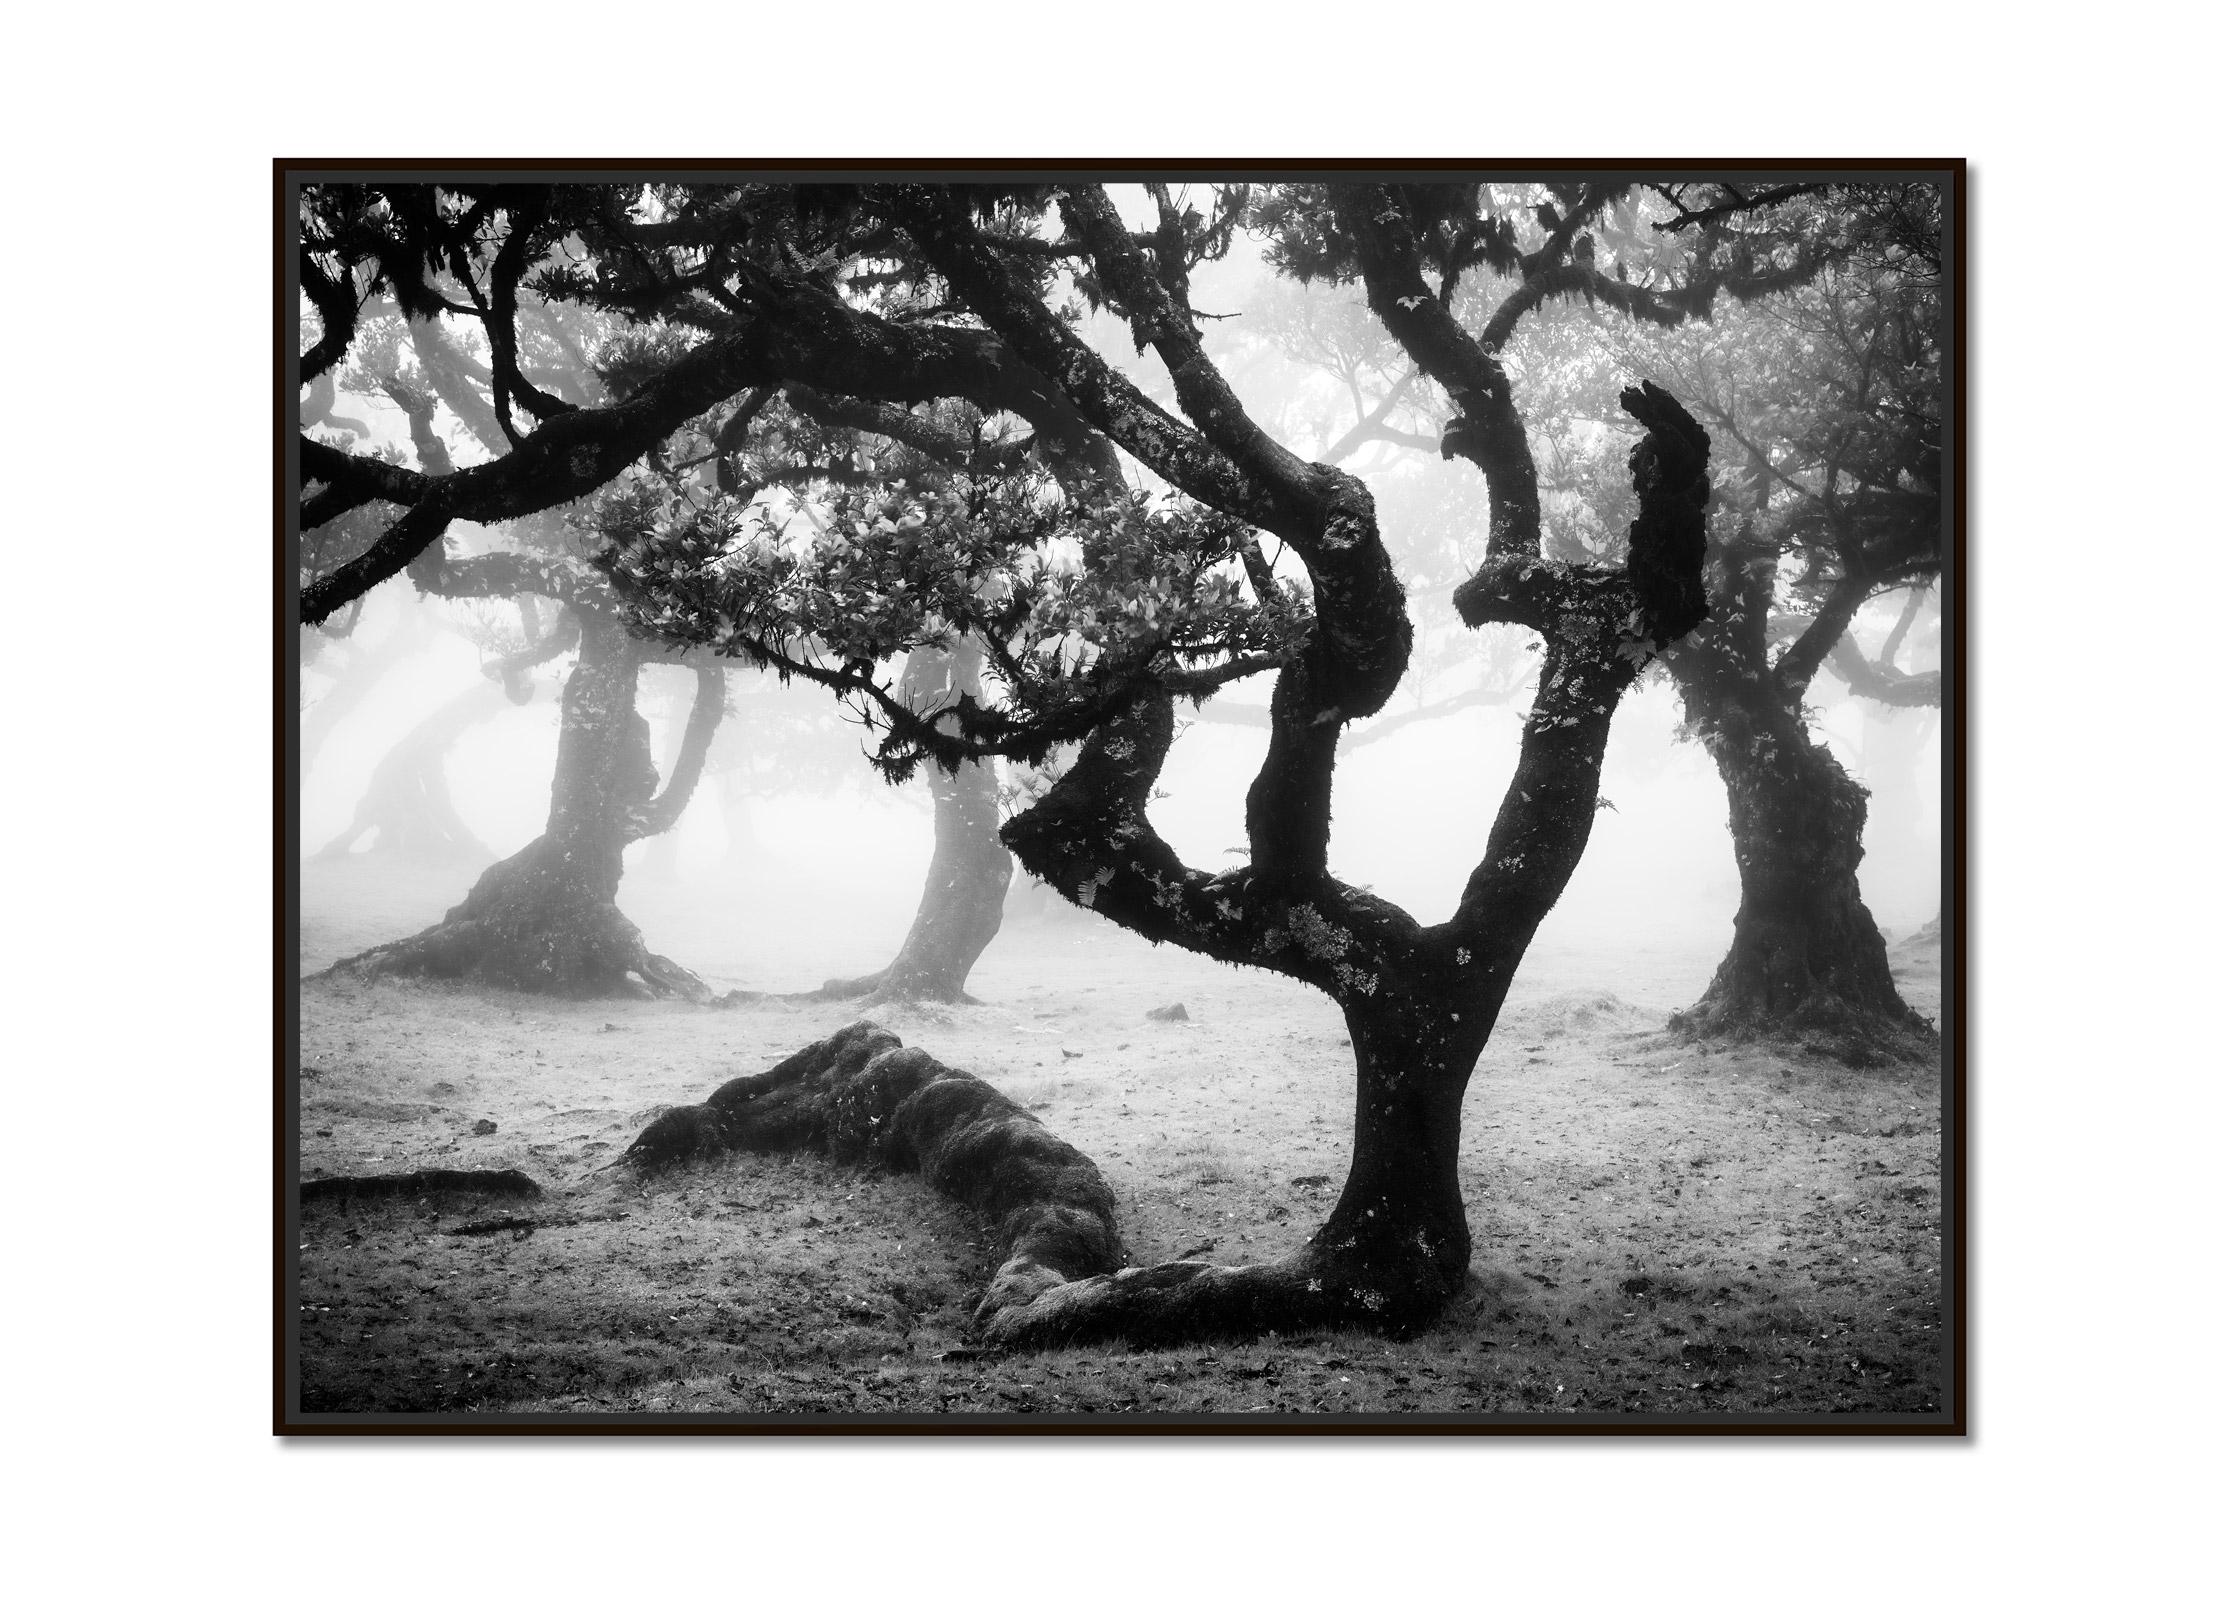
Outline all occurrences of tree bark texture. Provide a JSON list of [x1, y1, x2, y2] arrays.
[[324, 612, 714, 1000], [1667, 604, 1933, 1054]]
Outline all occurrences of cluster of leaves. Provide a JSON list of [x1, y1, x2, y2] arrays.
[[1255, 182, 1720, 301], [589, 465, 1311, 774], [586, 323, 708, 401]]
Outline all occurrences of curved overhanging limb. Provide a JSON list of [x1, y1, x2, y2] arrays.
[[321, 837, 710, 1001]]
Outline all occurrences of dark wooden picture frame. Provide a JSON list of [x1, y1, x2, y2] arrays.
[[279, 160, 1963, 1435]]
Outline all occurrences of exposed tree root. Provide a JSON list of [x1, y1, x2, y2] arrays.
[[300, 1168, 541, 1204], [1669, 886, 1936, 1067], [621, 1022, 1464, 1349], [975, 1254, 1451, 1349], [624, 1022, 1120, 1325], [324, 914, 709, 1001], [321, 842, 711, 1002], [1670, 984, 1937, 1068], [318, 612, 720, 1004], [813, 970, 887, 1001]]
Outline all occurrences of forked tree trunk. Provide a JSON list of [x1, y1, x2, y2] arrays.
[[1668, 634, 1932, 1055], [818, 643, 1012, 1005], [314, 679, 506, 864], [324, 612, 712, 1000]]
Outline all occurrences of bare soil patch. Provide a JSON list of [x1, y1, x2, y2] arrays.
[[295, 861, 1944, 1417]]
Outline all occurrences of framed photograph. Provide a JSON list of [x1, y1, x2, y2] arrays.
[[281, 163, 1961, 1434]]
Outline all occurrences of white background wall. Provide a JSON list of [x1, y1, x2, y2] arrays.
[[7, 11, 2229, 1597]]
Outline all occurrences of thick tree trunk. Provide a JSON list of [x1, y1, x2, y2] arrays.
[[974, 996, 1485, 1348], [817, 644, 1012, 1005], [1669, 640, 1932, 1055], [313, 679, 506, 864], [324, 612, 710, 1000]]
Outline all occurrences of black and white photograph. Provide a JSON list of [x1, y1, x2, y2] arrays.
[[283, 168, 1959, 1430], [19, 0, 2240, 1584]]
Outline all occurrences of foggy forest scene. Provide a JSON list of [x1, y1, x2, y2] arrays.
[[290, 174, 1950, 1422]]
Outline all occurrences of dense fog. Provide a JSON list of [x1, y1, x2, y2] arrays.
[[297, 192, 1944, 990], [301, 578, 1939, 1002], [300, 194, 1942, 1006]]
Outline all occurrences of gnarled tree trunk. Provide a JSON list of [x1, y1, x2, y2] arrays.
[[324, 612, 720, 1000], [1667, 604, 1933, 1057]]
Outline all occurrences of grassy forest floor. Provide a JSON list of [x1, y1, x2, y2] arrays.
[[294, 855, 1947, 1420]]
